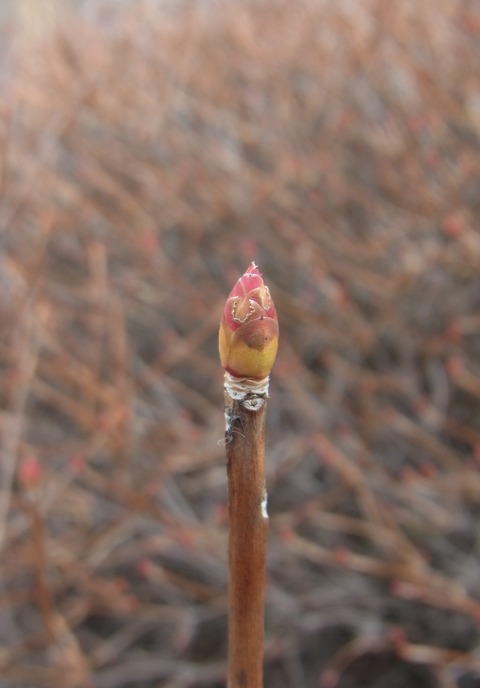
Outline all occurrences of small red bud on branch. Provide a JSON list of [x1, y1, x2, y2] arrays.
[[220, 263, 278, 688], [219, 262, 279, 380]]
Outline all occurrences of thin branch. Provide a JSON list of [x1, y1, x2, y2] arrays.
[[225, 379, 269, 688]]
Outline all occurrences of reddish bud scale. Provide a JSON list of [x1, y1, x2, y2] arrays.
[[18, 456, 42, 489], [219, 263, 279, 379]]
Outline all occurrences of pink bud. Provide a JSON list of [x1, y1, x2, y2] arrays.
[[219, 263, 279, 379], [18, 456, 42, 489]]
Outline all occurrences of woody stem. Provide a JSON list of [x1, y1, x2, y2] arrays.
[[225, 375, 268, 688]]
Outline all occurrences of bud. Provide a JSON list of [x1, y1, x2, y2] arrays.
[[18, 456, 42, 490], [219, 263, 279, 379]]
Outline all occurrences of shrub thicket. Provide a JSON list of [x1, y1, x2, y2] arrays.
[[1, 2, 480, 686]]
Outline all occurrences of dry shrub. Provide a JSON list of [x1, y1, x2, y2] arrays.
[[1, 1, 480, 686]]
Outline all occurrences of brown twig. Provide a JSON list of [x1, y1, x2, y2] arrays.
[[225, 380, 269, 688], [219, 263, 278, 687]]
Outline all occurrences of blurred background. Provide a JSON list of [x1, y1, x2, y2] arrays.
[[1, 1, 480, 686]]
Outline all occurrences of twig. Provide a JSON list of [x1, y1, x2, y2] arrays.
[[219, 263, 279, 688], [225, 374, 269, 688], [0, 303, 39, 550]]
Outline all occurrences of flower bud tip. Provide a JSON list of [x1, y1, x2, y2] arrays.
[[219, 264, 279, 379]]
